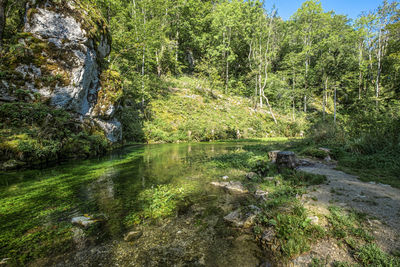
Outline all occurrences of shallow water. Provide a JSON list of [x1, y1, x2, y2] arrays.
[[0, 143, 269, 266]]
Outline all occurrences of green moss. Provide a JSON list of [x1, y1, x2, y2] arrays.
[[92, 70, 123, 118]]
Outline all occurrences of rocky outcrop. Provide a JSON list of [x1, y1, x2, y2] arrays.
[[1, 0, 122, 142]]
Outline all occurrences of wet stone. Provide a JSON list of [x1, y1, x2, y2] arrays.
[[71, 216, 96, 228]]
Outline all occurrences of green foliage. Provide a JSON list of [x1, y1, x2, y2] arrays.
[[327, 206, 373, 242], [300, 147, 329, 159], [356, 244, 400, 266], [0, 102, 110, 168]]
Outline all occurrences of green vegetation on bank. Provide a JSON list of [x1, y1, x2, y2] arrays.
[[0, 102, 110, 169]]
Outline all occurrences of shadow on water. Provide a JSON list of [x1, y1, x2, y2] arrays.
[[0, 142, 286, 266]]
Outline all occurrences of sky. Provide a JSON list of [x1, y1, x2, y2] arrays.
[[264, 0, 386, 21]]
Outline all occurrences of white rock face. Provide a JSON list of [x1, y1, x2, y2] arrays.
[[95, 119, 122, 143], [23, 8, 101, 115], [14, 6, 122, 142]]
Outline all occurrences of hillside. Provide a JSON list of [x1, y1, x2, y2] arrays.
[[142, 76, 308, 143]]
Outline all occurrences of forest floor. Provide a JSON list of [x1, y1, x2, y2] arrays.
[[293, 158, 400, 266]]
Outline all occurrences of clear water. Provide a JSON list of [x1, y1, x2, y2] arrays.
[[0, 143, 268, 266]]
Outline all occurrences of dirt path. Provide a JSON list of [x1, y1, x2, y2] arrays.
[[293, 159, 400, 265]]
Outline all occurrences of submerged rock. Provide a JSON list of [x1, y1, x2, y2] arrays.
[[71, 216, 96, 228], [210, 181, 248, 194], [124, 230, 143, 242], [223, 206, 261, 228]]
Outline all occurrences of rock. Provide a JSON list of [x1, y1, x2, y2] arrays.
[[297, 159, 314, 167], [224, 210, 243, 227], [268, 150, 281, 163], [246, 172, 258, 181], [308, 216, 319, 225], [223, 206, 261, 228], [124, 230, 143, 242], [94, 119, 122, 143], [11, 3, 122, 143], [243, 214, 257, 228], [319, 147, 331, 153], [276, 151, 297, 171], [210, 181, 248, 194], [0, 159, 25, 170], [71, 216, 96, 228], [261, 228, 275, 244], [222, 175, 229, 180], [0, 258, 10, 266], [324, 155, 332, 162], [255, 189, 268, 201], [72, 227, 87, 250]]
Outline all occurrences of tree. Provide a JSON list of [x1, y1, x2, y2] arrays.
[[0, 0, 8, 47]]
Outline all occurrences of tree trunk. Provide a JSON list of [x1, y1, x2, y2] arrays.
[[334, 86, 337, 124], [292, 69, 296, 121], [0, 0, 8, 48], [262, 92, 277, 124], [376, 27, 382, 106], [358, 42, 363, 100], [225, 27, 231, 94], [323, 76, 328, 120]]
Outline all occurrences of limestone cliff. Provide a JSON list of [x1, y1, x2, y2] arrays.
[[1, 0, 122, 142]]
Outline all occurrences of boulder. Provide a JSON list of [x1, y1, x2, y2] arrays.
[[210, 181, 248, 194], [8, 2, 122, 143], [268, 150, 281, 163], [276, 151, 297, 171]]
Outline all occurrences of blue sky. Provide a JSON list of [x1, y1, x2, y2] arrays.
[[264, 0, 386, 21]]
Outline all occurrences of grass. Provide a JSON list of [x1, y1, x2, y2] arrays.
[[141, 76, 307, 143]]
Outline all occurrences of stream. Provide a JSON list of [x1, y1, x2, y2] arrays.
[[0, 143, 270, 266]]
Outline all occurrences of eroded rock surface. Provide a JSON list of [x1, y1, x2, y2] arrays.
[[3, 1, 123, 142]]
